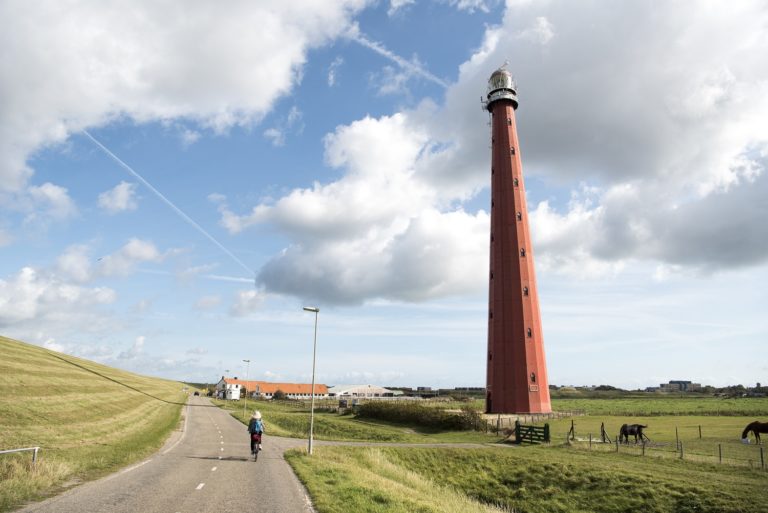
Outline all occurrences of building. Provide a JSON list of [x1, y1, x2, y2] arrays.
[[327, 384, 395, 398], [659, 380, 702, 392], [484, 65, 552, 414], [215, 377, 329, 400]]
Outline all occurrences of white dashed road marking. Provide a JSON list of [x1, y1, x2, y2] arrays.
[[211, 466, 217, 471], [196, 483, 205, 490]]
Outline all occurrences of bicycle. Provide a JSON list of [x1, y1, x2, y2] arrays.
[[251, 432, 262, 461]]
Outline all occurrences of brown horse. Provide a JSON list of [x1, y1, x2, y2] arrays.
[[741, 421, 768, 444]]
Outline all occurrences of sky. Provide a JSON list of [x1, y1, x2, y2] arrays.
[[1, 0, 767, 390]]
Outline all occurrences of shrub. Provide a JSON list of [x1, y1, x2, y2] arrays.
[[356, 401, 481, 431]]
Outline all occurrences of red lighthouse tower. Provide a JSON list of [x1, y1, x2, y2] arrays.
[[485, 66, 551, 414]]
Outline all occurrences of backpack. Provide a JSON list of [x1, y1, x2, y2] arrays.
[[250, 419, 263, 434]]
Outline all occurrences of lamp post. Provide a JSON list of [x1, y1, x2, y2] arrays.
[[303, 306, 320, 455], [242, 359, 250, 419]]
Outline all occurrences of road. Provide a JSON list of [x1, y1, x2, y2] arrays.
[[19, 396, 313, 513]]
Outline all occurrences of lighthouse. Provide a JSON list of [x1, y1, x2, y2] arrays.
[[484, 66, 552, 414]]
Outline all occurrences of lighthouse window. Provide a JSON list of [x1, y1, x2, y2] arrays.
[[492, 167, 495, 175], [527, 328, 532, 338], [491, 199, 494, 207], [489, 352, 493, 361], [507, 118, 512, 125], [489, 311, 493, 319], [516, 211, 522, 221], [510, 147, 516, 155], [523, 286, 529, 296], [490, 271, 494, 279], [520, 248, 526, 257], [513, 178, 519, 186], [530, 372, 536, 383]]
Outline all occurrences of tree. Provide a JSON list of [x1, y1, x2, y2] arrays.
[[272, 389, 287, 400]]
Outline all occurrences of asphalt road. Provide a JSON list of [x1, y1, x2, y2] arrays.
[[19, 396, 314, 513]]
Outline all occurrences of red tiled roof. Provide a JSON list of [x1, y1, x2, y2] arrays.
[[223, 379, 328, 395]]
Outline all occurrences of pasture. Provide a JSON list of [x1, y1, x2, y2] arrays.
[[0, 336, 186, 512], [215, 394, 768, 512], [213, 398, 501, 444]]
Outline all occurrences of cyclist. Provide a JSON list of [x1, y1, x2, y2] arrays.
[[247, 411, 264, 454]]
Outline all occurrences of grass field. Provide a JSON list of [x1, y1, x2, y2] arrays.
[[551, 397, 768, 416], [0, 336, 187, 512], [287, 445, 768, 513], [241, 395, 768, 513], [214, 398, 501, 444]]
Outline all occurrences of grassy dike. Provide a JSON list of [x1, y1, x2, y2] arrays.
[[0, 336, 187, 512], [286, 445, 768, 513]]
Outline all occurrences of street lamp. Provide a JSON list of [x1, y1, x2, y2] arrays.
[[242, 359, 250, 419], [303, 306, 320, 455]]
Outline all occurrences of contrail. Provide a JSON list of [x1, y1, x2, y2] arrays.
[[347, 29, 450, 89], [82, 130, 256, 280]]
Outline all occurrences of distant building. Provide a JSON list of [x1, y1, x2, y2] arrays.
[[659, 380, 701, 392], [328, 384, 395, 398]]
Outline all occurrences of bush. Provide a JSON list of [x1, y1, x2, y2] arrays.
[[272, 389, 287, 400], [355, 401, 481, 431]]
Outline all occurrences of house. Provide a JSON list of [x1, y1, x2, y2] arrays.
[[215, 377, 328, 400]]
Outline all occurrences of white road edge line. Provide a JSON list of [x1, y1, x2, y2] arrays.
[[162, 399, 191, 455], [196, 483, 205, 490], [120, 458, 152, 474]]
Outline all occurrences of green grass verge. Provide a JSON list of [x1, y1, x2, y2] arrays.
[[0, 336, 187, 512], [287, 445, 768, 513]]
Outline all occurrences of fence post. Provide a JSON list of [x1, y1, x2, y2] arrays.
[[589, 433, 592, 450], [33, 447, 39, 465], [514, 420, 521, 444], [615, 438, 619, 453], [675, 426, 679, 449], [544, 423, 550, 443], [698, 425, 702, 439], [718, 444, 722, 464], [761, 447, 765, 470], [642, 440, 646, 456], [497, 414, 501, 434], [680, 442, 684, 460]]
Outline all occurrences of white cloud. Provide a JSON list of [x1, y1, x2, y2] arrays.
[[98, 238, 165, 277], [0, 1, 368, 192], [26, 182, 77, 221], [327, 56, 344, 86], [118, 336, 145, 360], [388, 0, 415, 16], [56, 244, 93, 283], [263, 106, 304, 146], [98, 181, 138, 214], [230, 289, 267, 317], [0, 266, 115, 327]]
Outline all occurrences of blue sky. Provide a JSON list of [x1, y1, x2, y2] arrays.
[[2, 0, 767, 389]]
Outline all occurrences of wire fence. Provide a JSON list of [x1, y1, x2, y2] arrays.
[[559, 425, 767, 470]]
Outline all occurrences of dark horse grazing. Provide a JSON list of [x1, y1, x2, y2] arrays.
[[619, 423, 648, 444], [741, 421, 768, 444]]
